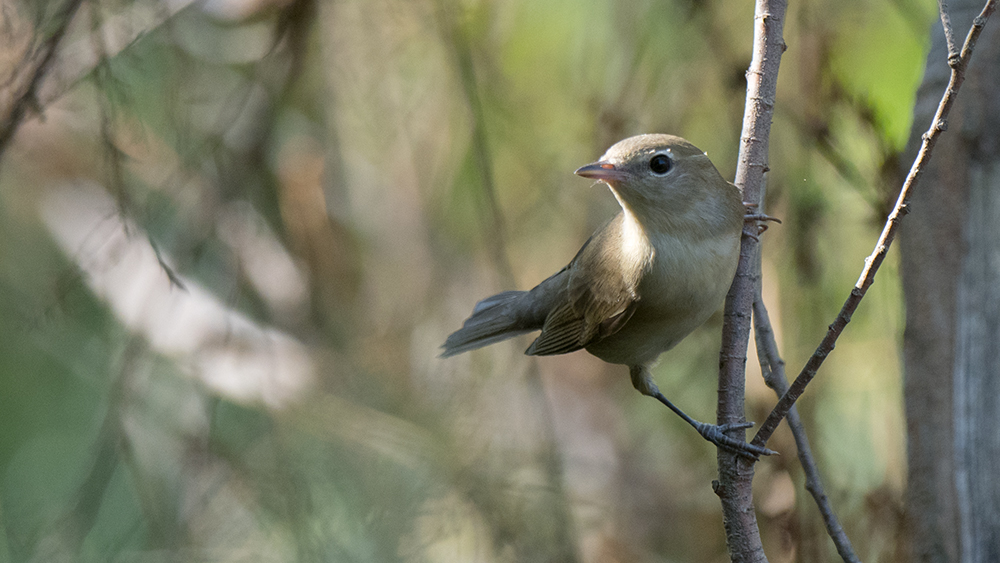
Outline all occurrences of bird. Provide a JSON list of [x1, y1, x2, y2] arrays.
[[441, 134, 774, 458]]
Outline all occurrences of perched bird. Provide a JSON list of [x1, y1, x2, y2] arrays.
[[442, 134, 773, 458]]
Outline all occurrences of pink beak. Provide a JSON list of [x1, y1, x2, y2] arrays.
[[575, 161, 625, 182]]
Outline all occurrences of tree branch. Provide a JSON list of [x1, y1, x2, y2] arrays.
[[716, 0, 786, 561], [752, 297, 860, 563], [0, 0, 201, 166], [36, 0, 199, 110], [0, 0, 85, 158], [750, 0, 997, 450], [938, 0, 960, 63]]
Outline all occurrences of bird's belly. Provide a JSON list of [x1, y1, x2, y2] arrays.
[[584, 299, 715, 365], [585, 234, 738, 366]]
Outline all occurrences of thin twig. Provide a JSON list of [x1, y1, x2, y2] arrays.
[[751, 0, 997, 450], [716, 0, 787, 561], [752, 297, 861, 563], [939, 0, 961, 63], [88, 3, 134, 226]]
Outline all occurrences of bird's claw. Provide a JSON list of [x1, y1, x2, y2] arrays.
[[742, 203, 781, 241], [742, 226, 762, 241], [692, 420, 777, 460]]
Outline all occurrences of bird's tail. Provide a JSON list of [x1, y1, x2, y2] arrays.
[[440, 291, 533, 357]]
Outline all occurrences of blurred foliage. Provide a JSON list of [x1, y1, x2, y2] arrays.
[[0, 0, 935, 561]]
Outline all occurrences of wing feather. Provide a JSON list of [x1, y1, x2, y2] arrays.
[[525, 213, 652, 357]]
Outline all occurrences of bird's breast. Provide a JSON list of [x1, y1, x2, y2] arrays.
[[643, 230, 740, 310], [586, 228, 740, 366]]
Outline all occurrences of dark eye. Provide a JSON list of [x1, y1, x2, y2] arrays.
[[649, 154, 672, 175]]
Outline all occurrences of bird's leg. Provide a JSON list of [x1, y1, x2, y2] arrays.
[[629, 365, 776, 459]]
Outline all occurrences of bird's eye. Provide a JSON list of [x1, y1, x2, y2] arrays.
[[649, 154, 672, 175]]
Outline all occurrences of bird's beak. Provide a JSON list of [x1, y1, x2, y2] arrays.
[[575, 161, 625, 182]]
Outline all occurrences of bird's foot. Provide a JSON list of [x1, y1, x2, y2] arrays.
[[742, 203, 781, 241], [629, 365, 777, 460], [691, 420, 777, 460]]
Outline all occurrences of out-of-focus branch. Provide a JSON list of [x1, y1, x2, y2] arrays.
[[435, 4, 578, 562], [36, 0, 198, 109], [0, 0, 200, 162], [752, 296, 860, 563], [751, 0, 997, 450], [716, 0, 786, 561], [0, 0, 84, 157], [435, 2, 514, 287]]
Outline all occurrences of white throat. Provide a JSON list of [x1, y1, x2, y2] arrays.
[[611, 189, 653, 266]]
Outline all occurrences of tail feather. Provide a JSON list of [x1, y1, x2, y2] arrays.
[[441, 291, 532, 357]]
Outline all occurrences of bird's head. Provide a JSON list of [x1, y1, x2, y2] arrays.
[[575, 134, 743, 235]]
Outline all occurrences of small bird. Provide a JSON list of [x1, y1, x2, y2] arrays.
[[442, 134, 773, 458]]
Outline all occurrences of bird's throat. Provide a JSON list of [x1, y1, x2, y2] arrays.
[[611, 193, 655, 272]]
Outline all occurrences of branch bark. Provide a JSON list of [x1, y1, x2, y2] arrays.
[[750, 0, 997, 450], [939, 0, 961, 62], [716, 0, 786, 561]]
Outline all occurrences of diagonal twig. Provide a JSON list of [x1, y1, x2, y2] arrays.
[[36, 0, 199, 110], [751, 0, 997, 450], [0, 0, 85, 158], [752, 296, 860, 563], [0, 0, 202, 164]]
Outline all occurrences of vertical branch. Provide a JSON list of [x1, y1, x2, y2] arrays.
[[88, 2, 133, 222], [717, 0, 786, 561], [436, 2, 514, 287]]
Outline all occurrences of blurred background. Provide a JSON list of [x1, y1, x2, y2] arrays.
[[0, 0, 935, 561]]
